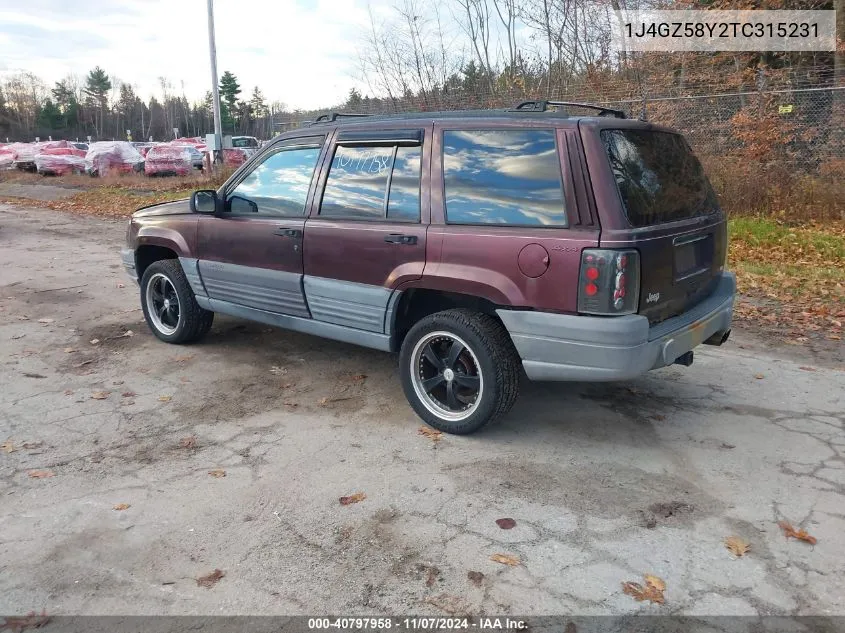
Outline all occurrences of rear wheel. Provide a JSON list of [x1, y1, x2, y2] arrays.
[[399, 309, 520, 435], [140, 259, 213, 344]]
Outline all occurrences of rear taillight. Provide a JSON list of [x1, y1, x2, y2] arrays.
[[578, 248, 640, 315]]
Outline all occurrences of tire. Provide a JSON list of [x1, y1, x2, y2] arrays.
[[140, 259, 213, 344], [399, 309, 520, 435]]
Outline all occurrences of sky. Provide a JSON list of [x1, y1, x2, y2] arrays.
[[0, 0, 387, 110]]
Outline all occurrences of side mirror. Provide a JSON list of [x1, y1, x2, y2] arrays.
[[191, 190, 219, 214]]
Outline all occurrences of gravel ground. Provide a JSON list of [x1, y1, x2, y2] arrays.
[[1, 203, 843, 617]]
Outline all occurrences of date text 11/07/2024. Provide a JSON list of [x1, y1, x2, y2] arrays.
[[307, 618, 528, 630]]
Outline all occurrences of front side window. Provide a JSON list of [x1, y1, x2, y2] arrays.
[[228, 146, 320, 216], [443, 129, 566, 226], [319, 143, 421, 222]]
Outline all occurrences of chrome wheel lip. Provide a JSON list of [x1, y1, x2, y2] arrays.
[[410, 331, 484, 422], [145, 272, 180, 336]]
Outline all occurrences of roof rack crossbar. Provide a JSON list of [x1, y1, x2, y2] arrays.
[[313, 112, 372, 124], [510, 100, 626, 119]]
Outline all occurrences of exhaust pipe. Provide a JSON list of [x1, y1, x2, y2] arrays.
[[674, 351, 694, 367], [704, 329, 731, 346]]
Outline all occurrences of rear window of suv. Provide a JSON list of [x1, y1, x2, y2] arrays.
[[601, 129, 719, 227], [443, 129, 566, 226]]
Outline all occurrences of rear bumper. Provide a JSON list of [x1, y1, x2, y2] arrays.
[[497, 272, 735, 382], [120, 248, 138, 284]]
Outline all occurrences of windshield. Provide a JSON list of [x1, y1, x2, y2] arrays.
[[601, 129, 718, 227]]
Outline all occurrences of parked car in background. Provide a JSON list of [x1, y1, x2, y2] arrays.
[[0, 146, 17, 169], [231, 136, 260, 151], [120, 104, 735, 434], [132, 142, 156, 158], [72, 142, 89, 152], [144, 144, 193, 177], [220, 148, 248, 168], [12, 140, 69, 171], [35, 147, 87, 176], [85, 141, 144, 176]]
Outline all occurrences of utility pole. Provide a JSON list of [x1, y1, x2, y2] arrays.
[[207, 0, 223, 163]]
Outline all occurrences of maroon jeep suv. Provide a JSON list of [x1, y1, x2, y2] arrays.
[[121, 102, 735, 434]]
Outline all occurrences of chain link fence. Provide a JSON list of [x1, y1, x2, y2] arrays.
[[274, 73, 844, 219]]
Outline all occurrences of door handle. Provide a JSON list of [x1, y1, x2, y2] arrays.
[[273, 227, 302, 238], [384, 233, 417, 245]]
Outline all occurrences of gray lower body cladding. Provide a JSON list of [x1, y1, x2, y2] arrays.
[[197, 260, 310, 318], [498, 272, 736, 382]]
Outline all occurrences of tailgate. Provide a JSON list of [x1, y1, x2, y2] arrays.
[[596, 127, 726, 324]]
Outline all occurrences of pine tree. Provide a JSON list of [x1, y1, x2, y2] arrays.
[[249, 87, 269, 118], [83, 67, 112, 137], [218, 71, 241, 133]]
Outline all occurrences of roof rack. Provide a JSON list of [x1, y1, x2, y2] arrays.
[[509, 100, 626, 119], [312, 112, 372, 124]]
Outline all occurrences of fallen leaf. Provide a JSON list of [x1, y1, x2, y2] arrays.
[[180, 376, 191, 383], [495, 518, 516, 530], [467, 570, 484, 586], [90, 338, 100, 345], [798, 366, 817, 372], [91, 391, 110, 400], [196, 569, 225, 588], [269, 365, 287, 375], [121, 400, 135, 406], [112, 380, 124, 386], [11, 333, 25, 340], [208, 469, 226, 478], [1, 440, 16, 453], [121, 391, 136, 398], [158, 395, 172, 402], [319, 396, 355, 406], [22, 442, 43, 449], [179, 436, 197, 449], [63, 389, 73, 395], [650, 413, 666, 421], [418, 426, 443, 442], [622, 573, 666, 604], [720, 442, 736, 449], [724, 536, 751, 557], [37, 318, 54, 324], [63, 347, 76, 353], [345, 374, 367, 382], [777, 520, 817, 545], [490, 553, 520, 566], [754, 374, 765, 379], [283, 400, 299, 408], [118, 330, 133, 338], [28, 470, 54, 479], [113, 503, 131, 511], [117, 283, 125, 288], [18, 315, 30, 320], [174, 354, 194, 363], [339, 492, 366, 505], [280, 381, 296, 389], [22, 372, 46, 379]]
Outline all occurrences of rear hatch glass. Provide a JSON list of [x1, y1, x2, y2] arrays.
[[600, 129, 725, 325], [602, 129, 718, 227]]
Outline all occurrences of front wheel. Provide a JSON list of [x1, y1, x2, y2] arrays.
[[399, 309, 521, 435], [140, 259, 213, 344]]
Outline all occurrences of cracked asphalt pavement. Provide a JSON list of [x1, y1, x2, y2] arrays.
[[1, 203, 843, 616]]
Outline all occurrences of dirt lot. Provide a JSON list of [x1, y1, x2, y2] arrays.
[[1, 202, 844, 617]]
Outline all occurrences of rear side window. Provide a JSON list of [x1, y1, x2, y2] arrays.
[[601, 130, 719, 227], [443, 129, 566, 226], [319, 144, 421, 222]]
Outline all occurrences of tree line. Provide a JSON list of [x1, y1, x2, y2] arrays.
[[0, 68, 283, 142]]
